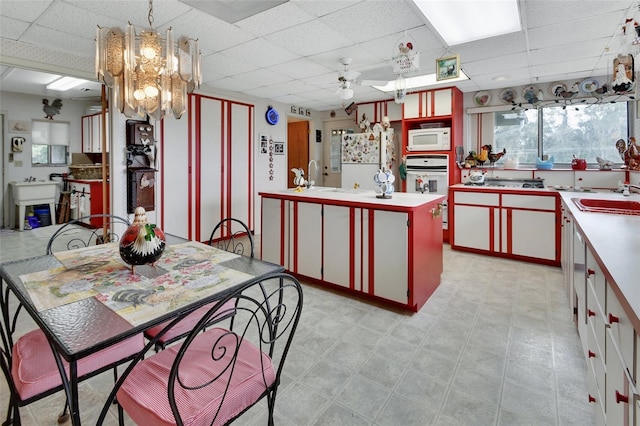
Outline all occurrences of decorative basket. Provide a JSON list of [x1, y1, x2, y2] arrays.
[[69, 164, 108, 180]]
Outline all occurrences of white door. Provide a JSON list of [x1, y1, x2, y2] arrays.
[[323, 120, 355, 188]]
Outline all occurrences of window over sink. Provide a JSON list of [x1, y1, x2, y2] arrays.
[[491, 102, 627, 165]]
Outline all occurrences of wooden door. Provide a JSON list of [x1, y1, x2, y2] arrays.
[[287, 121, 309, 188]]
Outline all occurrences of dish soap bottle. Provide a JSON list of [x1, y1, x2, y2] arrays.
[[623, 181, 630, 196]]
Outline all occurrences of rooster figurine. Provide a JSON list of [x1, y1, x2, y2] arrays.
[[119, 207, 166, 274], [42, 98, 63, 120], [481, 145, 507, 166]]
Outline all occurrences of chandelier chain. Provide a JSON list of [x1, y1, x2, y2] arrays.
[[148, 0, 154, 27]]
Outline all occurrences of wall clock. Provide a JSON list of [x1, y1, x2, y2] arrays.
[[266, 106, 279, 125]]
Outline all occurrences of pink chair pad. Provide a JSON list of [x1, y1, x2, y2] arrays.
[[11, 329, 145, 400], [117, 327, 275, 426], [146, 300, 235, 344]]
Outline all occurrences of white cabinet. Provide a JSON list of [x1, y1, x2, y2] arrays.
[[357, 100, 402, 122], [161, 96, 254, 241], [573, 236, 640, 425], [82, 113, 109, 153], [371, 210, 408, 304], [451, 191, 499, 251], [403, 88, 452, 119], [294, 202, 323, 280], [502, 194, 557, 261], [323, 205, 352, 288], [261, 197, 287, 268]]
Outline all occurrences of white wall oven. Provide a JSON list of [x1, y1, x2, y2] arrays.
[[405, 154, 449, 229]]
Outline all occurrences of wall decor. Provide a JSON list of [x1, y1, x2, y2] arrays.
[[265, 106, 279, 125], [298, 107, 304, 115], [612, 54, 634, 93], [274, 142, 284, 155], [306, 108, 311, 116], [290, 105, 297, 113], [9, 120, 30, 133], [436, 54, 460, 81], [260, 134, 268, 155], [499, 88, 517, 104], [42, 98, 63, 120], [11, 136, 25, 152]]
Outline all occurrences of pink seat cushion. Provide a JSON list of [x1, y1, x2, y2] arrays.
[[117, 327, 275, 426], [146, 299, 235, 345], [12, 328, 145, 400]]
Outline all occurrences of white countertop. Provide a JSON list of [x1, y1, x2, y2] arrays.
[[259, 187, 445, 208], [560, 191, 640, 330]]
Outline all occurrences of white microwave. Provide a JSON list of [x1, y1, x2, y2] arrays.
[[407, 128, 451, 151]]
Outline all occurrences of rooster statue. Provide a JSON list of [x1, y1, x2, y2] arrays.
[[616, 137, 640, 170], [481, 145, 507, 166], [291, 168, 307, 191], [42, 98, 63, 120], [119, 207, 166, 274]]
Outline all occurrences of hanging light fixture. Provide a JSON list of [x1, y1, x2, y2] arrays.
[[95, 0, 201, 120]]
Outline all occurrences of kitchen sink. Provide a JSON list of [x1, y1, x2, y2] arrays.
[[572, 198, 640, 216]]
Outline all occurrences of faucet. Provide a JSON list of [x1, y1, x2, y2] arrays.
[[306, 160, 318, 188]]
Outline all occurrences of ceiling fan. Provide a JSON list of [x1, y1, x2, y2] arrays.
[[335, 57, 386, 101]]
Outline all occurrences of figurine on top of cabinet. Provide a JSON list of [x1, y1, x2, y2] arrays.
[[359, 113, 371, 133]]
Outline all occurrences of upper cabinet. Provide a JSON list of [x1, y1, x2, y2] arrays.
[[82, 112, 109, 153], [403, 88, 454, 119], [357, 99, 402, 123]]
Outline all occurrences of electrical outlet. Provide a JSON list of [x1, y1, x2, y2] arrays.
[[15, 160, 23, 167]]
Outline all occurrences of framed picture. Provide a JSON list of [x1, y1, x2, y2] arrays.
[[274, 142, 284, 155], [436, 54, 460, 81], [291, 105, 297, 113], [298, 107, 304, 115], [9, 120, 30, 133]]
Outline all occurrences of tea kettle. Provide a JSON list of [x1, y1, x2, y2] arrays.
[[469, 170, 486, 183]]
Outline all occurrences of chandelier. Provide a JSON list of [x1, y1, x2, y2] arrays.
[[95, 0, 201, 120]]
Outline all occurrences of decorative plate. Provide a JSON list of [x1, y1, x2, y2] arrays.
[[522, 85, 540, 104], [265, 106, 279, 125], [580, 78, 600, 93], [549, 82, 567, 97], [474, 91, 491, 106], [499, 88, 517, 104]]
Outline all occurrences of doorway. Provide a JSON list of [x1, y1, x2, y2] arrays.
[[287, 120, 309, 188]]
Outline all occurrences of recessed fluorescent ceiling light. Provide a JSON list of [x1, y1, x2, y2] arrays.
[[373, 70, 470, 92], [46, 76, 90, 91], [412, 0, 521, 46], [180, 0, 288, 23]]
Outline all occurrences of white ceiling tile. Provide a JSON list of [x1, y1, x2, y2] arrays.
[[236, 2, 315, 36], [0, 16, 31, 40], [525, 1, 632, 28], [292, 0, 364, 18], [264, 19, 353, 56], [21, 25, 94, 57], [0, 1, 53, 21], [267, 58, 334, 80], [221, 38, 299, 68]]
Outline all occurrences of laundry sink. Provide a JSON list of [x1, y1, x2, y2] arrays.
[[10, 181, 59, 231], [572, 198, 640, 216], [11, 181, 58, 203]]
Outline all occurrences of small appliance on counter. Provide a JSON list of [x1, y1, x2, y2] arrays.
[[571, 158, 587, 170]]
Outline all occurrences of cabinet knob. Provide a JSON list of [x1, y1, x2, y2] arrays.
[[587, 268, 595, 276], [608, 313, 619, 324], [588, 309, 596, 317], [588, 394, 596, 403], [588, 350, 596, 358], [615, 390, 629, 404]]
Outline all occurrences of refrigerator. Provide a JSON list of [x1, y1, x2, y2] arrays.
[[341, 130, 396, 190]]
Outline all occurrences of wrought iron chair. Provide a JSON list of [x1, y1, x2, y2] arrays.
[[46, 214, 131, 254], [0, 213, 140, 424], [1, 293, 144, 424], [110, 272, 303, 426], [144, 218, 254, 351]]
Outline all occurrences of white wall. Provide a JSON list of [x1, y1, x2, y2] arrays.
[[1, 91, 88, 227]]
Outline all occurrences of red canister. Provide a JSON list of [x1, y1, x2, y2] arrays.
[[571, 158, 587, 170]]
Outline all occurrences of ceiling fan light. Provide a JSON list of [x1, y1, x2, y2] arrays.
[[339, 87, 353, 100]]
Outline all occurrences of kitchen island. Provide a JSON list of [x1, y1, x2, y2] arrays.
[[259, 188, 445, 312]]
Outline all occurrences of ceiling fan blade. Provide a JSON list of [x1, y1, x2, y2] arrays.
[[357, 79, 388, 87], [343, 70, 361, 81]]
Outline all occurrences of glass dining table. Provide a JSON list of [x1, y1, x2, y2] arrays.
[[0, 235, 284, 425]]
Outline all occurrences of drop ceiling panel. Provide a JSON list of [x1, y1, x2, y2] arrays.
[[267, 58, 335, 80], [235, 2, 315, 36], [525, 0, 631, 28], [264, 19, 353, 56], [0, 1, 53, 21], [0, 16, 31, 40]]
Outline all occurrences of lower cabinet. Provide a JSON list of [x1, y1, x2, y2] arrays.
[[570, 222, 639, 425], [450, 189, 559, 265], [260, 194, 443, 311], [67, 179, 109, 227]]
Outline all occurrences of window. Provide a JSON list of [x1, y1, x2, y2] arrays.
[[493, 102, 628, 164], [31, 120, 70, 166]]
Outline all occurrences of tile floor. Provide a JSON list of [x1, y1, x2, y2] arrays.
[[0, 225, 595, 425]]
